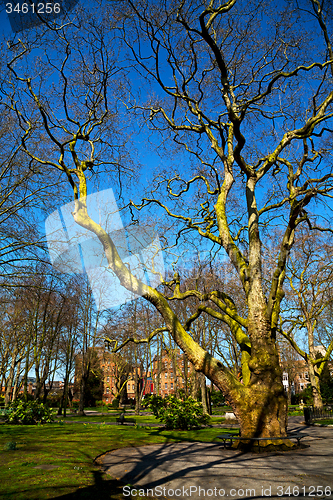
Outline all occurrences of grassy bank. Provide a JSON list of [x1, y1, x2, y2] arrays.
[[0, 422, 237, 500]]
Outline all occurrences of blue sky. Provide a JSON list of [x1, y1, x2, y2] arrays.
[[0, 0, 332, 384]]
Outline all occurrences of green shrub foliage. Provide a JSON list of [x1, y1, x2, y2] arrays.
[[147, 395, 210, 430], [5, 401, 54, 425], [111, 398, 120, 409], [211, 389, 226, 406], [3, 441, 17, 450]]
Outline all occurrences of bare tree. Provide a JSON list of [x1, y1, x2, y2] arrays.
[[280, 230, 333, 408], [4, 0, 333, 446]]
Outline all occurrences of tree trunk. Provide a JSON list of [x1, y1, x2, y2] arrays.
[[191, 370, 199, 399], [308, 362, 323, 409], [11, 359, 22, 402], [199, 373, 210, 415], [171, 354, 179, 397], [212, 333, 289, 448], [134, 368, 140, 415], [58, 374, 69, 417], [22, 349, 31, 402], [78, 374, 87, 416], [5, 349, 18, 405]]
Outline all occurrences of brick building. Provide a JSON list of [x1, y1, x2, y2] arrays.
[[91, 346, 195, 403]]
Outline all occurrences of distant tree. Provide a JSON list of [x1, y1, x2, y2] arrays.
[[280, 230, 333, 408]]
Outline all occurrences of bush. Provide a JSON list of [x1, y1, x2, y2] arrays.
[[291, 386, 313, 405], [111, 398, 120, 409], [211, 389, 225, 406], [47, 395, 62, 407], [16, 393, 34, 402], [95, 400, 106, 407], [146, 395, 210, 430], [3, 441, 17, 451], [5, 401, 54, 425]]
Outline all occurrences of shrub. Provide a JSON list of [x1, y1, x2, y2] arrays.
[[17, 393, 34, 402], [291, 386, 313, 405], [144, 395, 164, 415], [111, 398, 120, 409], [3, 441, 17, 451], [5, 401, 54, 425], [147, 395, 210, 430], [95, 400, 106, 407], [47, 395, 62, 407], [211, 389, 226, 406]]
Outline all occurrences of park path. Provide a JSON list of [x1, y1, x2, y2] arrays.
[[102, 417, 333, 500]]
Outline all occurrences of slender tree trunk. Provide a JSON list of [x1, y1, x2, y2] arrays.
[[134, 366, 140, 415], [199, 373, 209, 415], [207, 384, 212, 415], [58, 369, 71, 417], [63, 375, 70, 418], [1, 346, 10, 396], [22, 343, 31, 402], [171, 353, 179, 397], [182, 354, 188, 397], [191, 370, 199, 399], [5, 351, 17, 405], [34, 362, 42, 401], [78, 369, 88, 416], [11, 359, 22, 402], [308, 362, 323, 409]]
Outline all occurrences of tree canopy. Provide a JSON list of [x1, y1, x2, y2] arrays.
[[1, 0, 333, 447]]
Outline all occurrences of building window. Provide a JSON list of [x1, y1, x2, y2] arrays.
[[107, 377, 110, 383], [171, 383, 173, 389], [305, 372, 309, 379], [170, 372, 173, 378], [106, 387, 109, 394], [132, 384, 135, 391], [165, 383, 168, 389], [165, 372, 168, 379]]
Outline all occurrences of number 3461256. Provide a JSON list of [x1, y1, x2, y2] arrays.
[[6, 3, 61, 14]]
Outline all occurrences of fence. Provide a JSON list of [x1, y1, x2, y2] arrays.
[[304, 406, 333, 425]]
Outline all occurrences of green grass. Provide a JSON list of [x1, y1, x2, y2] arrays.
[[313, 419, 333, 425], [55, 413, 228, 425], [288, 410, 304, 416], [57, 414, 160, 424], [0, 422, 237, 500]]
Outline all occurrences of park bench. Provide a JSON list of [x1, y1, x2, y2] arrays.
[[116, 413, 136, 425], [217, 432, 309, 451]]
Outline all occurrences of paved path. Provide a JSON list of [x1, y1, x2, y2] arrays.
[[102, 418, 333, 499]]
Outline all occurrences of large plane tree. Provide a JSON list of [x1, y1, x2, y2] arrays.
[[4, 0, 333, 448]]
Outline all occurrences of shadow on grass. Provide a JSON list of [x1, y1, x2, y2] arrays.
[[48, 470, 126, 500]]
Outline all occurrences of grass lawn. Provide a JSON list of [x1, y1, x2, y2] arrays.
[[58, 414, 160, 424], [287, 410, 304, 416], [313, 419, 333, 425], [57, 414, 228, 425], [0, 422, 238, 500]]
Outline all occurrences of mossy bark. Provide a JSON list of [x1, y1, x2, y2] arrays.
[[211, 336, 289, 445], [308, 362, 323, 409]]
